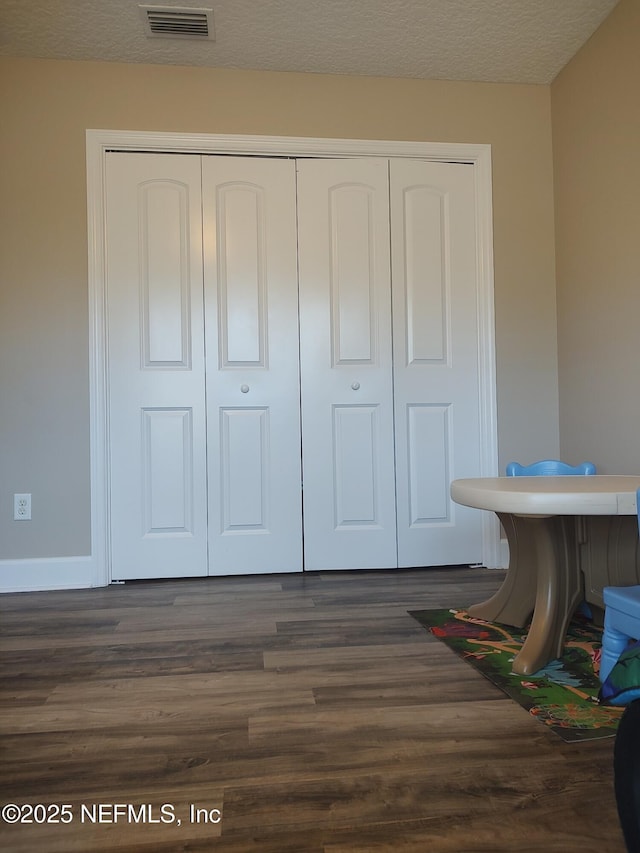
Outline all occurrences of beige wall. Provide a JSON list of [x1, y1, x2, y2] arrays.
[[0, 57, 559, 560], [552, 0, 640, 474]]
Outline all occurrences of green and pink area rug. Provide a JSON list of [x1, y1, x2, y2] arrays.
[[409, 607, 623, 742]]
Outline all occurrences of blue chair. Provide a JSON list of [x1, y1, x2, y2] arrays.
[[600, 488, 640, 684], [505, 459, 597, 477]]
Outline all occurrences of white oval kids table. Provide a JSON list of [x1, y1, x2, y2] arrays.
[[450, 475, 640, 675]]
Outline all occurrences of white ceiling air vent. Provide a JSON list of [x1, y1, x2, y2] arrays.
[[139, 5, 215, 40]]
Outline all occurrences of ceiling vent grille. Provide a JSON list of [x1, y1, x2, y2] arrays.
[[139, 5, 215, 40]]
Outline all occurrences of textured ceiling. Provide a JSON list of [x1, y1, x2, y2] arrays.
[[0, 0, 620, 85]]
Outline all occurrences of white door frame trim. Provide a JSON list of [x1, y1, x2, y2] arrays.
[[86, 129, 501, 586]]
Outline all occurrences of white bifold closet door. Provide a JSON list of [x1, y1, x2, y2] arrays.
[[297, 158, 397, 570], [106, 153, 209, 579], [297, 157, 483, 570], [106, 151, 483, 581], [389, 159, 483, 566], [106, 153, 302, 580], [202, 156, 303, 575]]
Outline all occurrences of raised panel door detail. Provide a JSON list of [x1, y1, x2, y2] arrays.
[[298, 158, 397, 570], [330, 185, 376, 365], [402, 186, 448, 365], [216, 183, 267, 368], [406, 404, 450, 525], [220, 408, 269, 533], [106, 152, 208, 580], [391, 159, 483, 567], [139, 181, 192, 368], [332, 405, 381, 528], [203, 156, 302, 575], [142, 408, 194, 535]]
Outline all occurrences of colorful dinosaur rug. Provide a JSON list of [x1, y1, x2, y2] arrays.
[[409, 608, 623, 742]]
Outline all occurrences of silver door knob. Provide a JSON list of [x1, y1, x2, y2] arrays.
[[240, 384, 250, 393], [351, 382, 360, 391]]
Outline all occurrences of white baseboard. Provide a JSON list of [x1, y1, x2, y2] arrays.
[[0, 544, 510, 593], [0, 556, 100, 593]]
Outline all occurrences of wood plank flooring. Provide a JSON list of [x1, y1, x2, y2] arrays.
[[0, 567, 626, 852]]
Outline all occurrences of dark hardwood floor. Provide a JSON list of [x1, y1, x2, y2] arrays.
[[0, 567, 626, 852]]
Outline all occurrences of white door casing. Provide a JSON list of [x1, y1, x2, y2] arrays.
[[105, 153, 208, 579], [87, 132, 500, 586], [202, 156, 303, 574]]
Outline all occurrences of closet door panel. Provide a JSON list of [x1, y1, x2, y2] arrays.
[[298, 159, 397, 570], [391, 159, 483, 566], [332, 404, 381, 527], [203, 157, 302, 575], [106, 153, 208, 579], [406, 403, 450, 524]]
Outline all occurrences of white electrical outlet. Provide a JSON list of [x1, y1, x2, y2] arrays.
[[14, 493, 31, 521]]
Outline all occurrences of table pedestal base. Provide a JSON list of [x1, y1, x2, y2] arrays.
[[469, 513, 583, 675]]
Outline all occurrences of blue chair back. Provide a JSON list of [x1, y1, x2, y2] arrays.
[[505, 459, 597, 477]]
